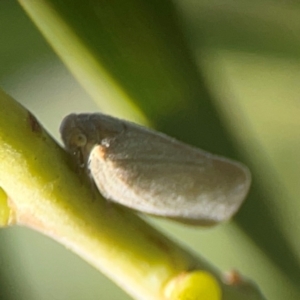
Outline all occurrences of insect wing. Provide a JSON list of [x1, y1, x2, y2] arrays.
[[88, 120, 251, 225]]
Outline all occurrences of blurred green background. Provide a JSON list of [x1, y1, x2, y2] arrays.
[[1, 1, 300, 299]]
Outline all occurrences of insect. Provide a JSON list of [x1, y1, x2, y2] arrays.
[[60, 113, 251, 225]]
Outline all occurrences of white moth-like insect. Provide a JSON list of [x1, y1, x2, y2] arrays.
[[60, 113, 251, 225]]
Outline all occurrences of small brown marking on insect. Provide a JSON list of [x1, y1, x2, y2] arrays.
[[97, 146, 107, 159], [27, 112, 42, 133]]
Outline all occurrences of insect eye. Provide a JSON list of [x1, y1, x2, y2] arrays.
[[72, 133, 87, 147]]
